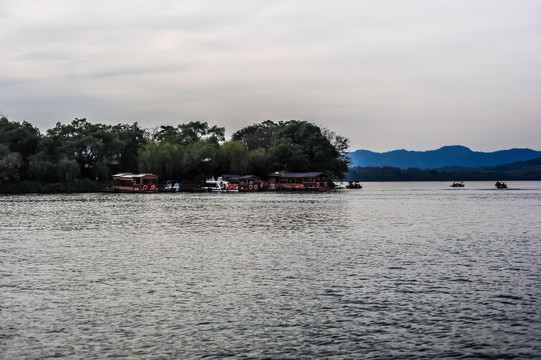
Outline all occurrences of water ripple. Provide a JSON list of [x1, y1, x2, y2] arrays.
[[1, 183, 540, 358]]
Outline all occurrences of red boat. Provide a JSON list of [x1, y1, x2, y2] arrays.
[[112, 173, 159, 193], [222, 174, 266, 192], [267, 172, 332, 191]]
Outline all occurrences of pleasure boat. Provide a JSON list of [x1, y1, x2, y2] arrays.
[[163, 180, 180, 192], [202, 177, 238, 192]]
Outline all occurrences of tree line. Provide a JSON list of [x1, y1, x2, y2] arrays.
[[347, 161, 541, 182], [0, 115, 350, 192]]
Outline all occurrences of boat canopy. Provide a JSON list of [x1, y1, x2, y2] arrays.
[[268, 172, 325, 178], [222, 174, 261, 182], [112, 173, 157, 179]]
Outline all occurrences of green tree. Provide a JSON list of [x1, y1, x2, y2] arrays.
[[28, 153, 58, 182], [231, 120, 279, 151], [321, 127, 350, 152], [233, 120, 350, 179], [184, 140, 220, 181], [247, 148, 268, 178], [138, 142, 183, 181], [46, 118, 125, 179], [268, 120, 350, 179], [267, 137, 308, 172], [0, 115, 42, 180], [0, 144, 22, 183], [219, 141, 249, 175], [28, 134, 79, 183], [177, 121, 225, 145], [57, 159, 80, 192], [111, 122, 148, 173], [153, 121, 225, 146]]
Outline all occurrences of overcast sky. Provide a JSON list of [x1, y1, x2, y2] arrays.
[[1, 0, 540, 152]]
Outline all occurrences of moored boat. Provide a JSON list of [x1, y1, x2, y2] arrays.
[[222, 174, 266, 192], [162, 180, 180, 192], [201, 177, 238, 192], [112, 173, 159, 193], [450, 182, 464, 187], [266, 172, 332, 191], [333, 182, 347, 189], [346, 181, 363, 189]]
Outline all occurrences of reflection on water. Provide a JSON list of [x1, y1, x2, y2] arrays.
[[1, 182, 540, 358]]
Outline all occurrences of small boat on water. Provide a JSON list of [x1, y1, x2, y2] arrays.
[[450, 182, 464, 187], [346, 181, 363, 189], [333, 182, 347, 189], [162, 180, 180, 192], [495, 181, 508, 189]]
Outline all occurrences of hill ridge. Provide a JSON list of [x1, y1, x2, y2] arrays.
[[347, 146, 541, 169]]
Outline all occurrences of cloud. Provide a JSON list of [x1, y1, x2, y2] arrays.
[[1, 0, 540, 151]]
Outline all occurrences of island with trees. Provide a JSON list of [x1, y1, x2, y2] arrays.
[[2, 115, 539, 193], [0, 115, 350, 193]]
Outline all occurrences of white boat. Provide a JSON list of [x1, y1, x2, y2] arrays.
[[202, 177, 238, 192], [346, 181, 363, 189], [163, 180, 180, 192], [333, 182, 347, 189]]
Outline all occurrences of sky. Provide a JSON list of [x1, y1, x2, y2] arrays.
[[1, 0, 540, 152]]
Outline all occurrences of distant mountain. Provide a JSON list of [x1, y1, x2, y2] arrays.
[[347, 146, 541, 169]]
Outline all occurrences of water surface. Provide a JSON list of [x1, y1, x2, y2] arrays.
[[1, 182, 540, 358]]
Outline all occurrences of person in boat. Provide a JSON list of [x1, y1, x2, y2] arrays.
[[495, 181, 507, 188]]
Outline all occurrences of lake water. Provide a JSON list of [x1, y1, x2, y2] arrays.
[[1, 182, 540, 359]]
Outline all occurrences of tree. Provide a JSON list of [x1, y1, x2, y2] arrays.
[[267, 137, 308, 172], [57, 159, 80, 192], [232, 119, 350, 179], [184, 139, 220, 181], [0, 144, 22, 183], [28, 152, 58, 182], [111, 122, 147, 173], [219, 141, 249, 175], [267, 120, 350, 179], [138, 142, 183, 181], [231, 120, 279, 151], [247, 148, 268, 178], [321, 127, 350, 152], [153, 121, 225, 146], [147, 121, 225, 181], [0, 115, 42, 180], [46, 118, 125, 179]]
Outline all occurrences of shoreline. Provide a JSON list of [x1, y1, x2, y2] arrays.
[[2, 179, 540, 195]]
